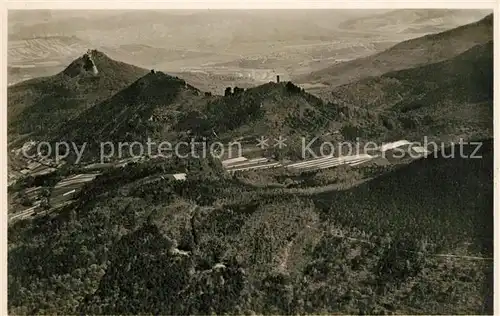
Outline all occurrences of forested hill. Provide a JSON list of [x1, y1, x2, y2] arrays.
[[8, 50, 148, 138]]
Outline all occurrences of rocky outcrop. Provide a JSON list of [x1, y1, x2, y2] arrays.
[[85, 49, 99, 75]]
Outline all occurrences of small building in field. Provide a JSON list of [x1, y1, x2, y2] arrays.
[[379, 140, 412, 152], [172, 173, 187, 181], [221, 156, 248, 167]]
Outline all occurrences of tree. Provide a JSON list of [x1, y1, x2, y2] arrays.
[[18, 192, 33, 207], [285, 81, 301, 94], [224, 87, 232, 97], [233, 87, 244, 95]]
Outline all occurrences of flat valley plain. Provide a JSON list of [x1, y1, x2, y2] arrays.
[[8, 9, 489, 92]]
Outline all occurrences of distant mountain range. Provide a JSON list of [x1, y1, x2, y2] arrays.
[[338, 9, 491, 34], [298, 13, 492, 88], [8, 35, 89, 65], [9, 10, 489, 87], [6, 10, 368, 56]]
